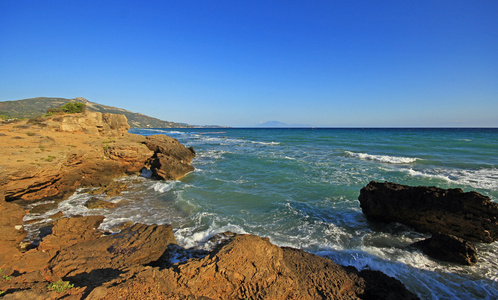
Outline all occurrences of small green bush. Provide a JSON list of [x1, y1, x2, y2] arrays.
[[61, 102, 86, 113], [47, 280, 74, 293], [46, 102, 86, 115]]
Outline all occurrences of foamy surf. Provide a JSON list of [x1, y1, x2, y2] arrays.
[[346, 151, 420, 164], [407, 167, 498, 191]]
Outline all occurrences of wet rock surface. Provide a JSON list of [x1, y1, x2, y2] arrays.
[[358, 181, 498, 243], [412, 233, 479, 266]]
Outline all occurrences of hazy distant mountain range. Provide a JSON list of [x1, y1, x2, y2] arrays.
[[0, 97, 224, 128]]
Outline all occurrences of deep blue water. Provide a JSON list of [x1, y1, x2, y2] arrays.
[[26, 128, 498, 299]]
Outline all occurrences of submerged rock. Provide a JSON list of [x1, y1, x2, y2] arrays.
[[84, 197, 118, 209], [358, 181, 498, 243], [412, 233, 478, 266]]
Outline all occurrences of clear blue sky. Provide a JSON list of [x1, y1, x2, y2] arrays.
[[1, 1, 497, 127]]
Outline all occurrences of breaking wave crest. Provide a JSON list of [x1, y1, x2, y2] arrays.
[[346, 151, 420, 164], [407, 167, 498, 191]]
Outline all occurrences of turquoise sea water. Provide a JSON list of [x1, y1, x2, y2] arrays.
[[26, 128, 498, 299]]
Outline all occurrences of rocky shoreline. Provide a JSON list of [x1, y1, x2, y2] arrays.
[[2, 111, 496, 299], [0, 112, 421, 299]]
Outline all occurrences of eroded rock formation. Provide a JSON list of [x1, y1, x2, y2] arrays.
[[0, 111, 195, 202], [358, 181, 498, 243], [144, 134, 196, 180]]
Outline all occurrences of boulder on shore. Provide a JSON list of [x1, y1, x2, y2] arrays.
[[412, 233, 478, 266], [144, 134, 196, 180], [358, 181, 498, 243]]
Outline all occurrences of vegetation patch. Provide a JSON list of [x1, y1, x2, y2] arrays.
[[45, 155, 56, 162], [46, 102, 86, 115], [47, 280, 74, 293]]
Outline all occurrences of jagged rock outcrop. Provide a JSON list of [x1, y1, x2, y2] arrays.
[[144, 134, 196, 180], [49, 111, 129, 136], [412, 233, 478, 266], [358, 181, 498, 243], [0, 112, 195, 202]]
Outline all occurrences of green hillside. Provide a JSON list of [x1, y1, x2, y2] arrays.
[[0, 97, 197, 128]]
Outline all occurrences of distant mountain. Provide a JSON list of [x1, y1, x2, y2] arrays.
[[257, 121, 289, 127], [257, 121, 313, 128], [0, 97, 218, 128]]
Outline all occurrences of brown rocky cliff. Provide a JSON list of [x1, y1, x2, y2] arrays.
[[0, 111, 195, 202]]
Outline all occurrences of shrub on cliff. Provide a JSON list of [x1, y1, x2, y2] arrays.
[[46, 102, 86, 115], [62, 102, 86, 113]]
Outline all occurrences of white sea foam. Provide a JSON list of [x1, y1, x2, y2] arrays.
[[151, 181, 176, 193], [251, 141, 280, 146], [346, 151, 420, 164], [407, 167, 498, 191], [324, 246, 498, 299], [175, 222, 248, 249]]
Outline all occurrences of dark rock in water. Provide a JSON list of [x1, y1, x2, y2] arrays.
[[84, 197, 118, 209], [28, 201, 59, 214], [358, 269, 420, 300], [144, 134, 196, 180], [412, 233, 478, 266], [358, 181, 498, 243]]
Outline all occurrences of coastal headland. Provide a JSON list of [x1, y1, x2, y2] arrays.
[[0, 111, 420, 299]]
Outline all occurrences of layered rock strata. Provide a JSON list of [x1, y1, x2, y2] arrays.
[[0, 111, 195, 202]]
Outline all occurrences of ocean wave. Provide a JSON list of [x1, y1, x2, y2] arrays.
[[175, 222, 248, 249], [407, 167, 498, 191], [324, 246, 498, 299], [251, 141, 280, 146], [346, 151, 420, 164]]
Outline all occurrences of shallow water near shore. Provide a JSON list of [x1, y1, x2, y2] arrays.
[[25, 128, 498, 299]]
